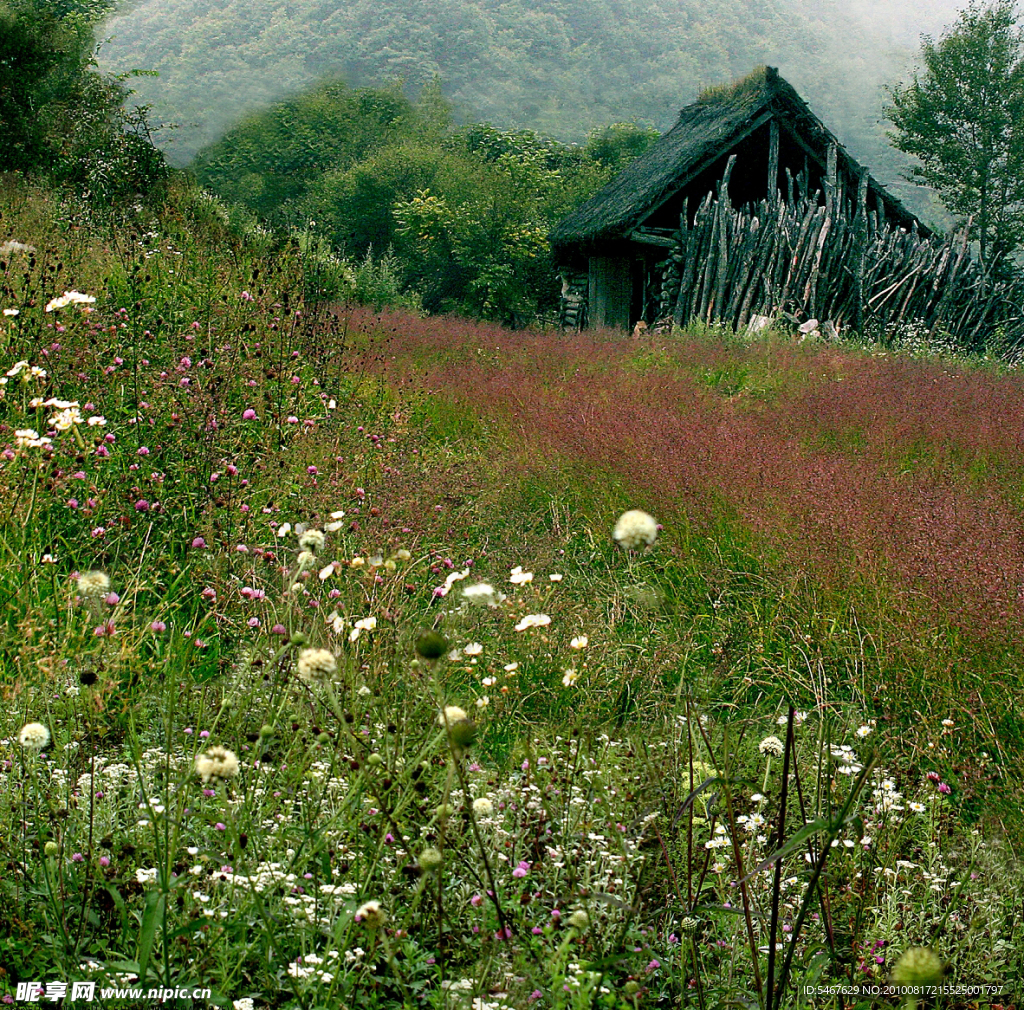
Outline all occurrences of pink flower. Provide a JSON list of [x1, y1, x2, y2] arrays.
[[471, 894, 483, 907], [135, 499, 149, 511], [99, 856, 110, 867], [938, 782, 951, 794], [191, 537, 206, 548], [272, 624, 287, 635], [307, 466, 318, 475], [242, 408, 256, 420], [150, 621, 166, 632], [104, 592, 119, 606], [137, 446, 149, 455], [72, 852, 84, 862], [91, 526, 105, 538], [93, 621, 115, 637], [94, 445, 109, 457]]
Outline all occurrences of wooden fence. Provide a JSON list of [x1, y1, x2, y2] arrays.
[[656, 154, 1024, 353]]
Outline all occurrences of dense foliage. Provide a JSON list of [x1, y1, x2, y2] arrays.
[[193, 82, 658, 322], [0, 0, 165, 204], [96, 0, 947, 215], [887, 0, 1024, 274]]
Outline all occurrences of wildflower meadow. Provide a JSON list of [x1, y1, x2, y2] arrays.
[[2, 174, 1024, 1010]]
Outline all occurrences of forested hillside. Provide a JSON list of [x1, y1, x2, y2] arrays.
[[98, 0, 956, 213]]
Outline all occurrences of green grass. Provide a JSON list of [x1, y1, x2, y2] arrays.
[[1, 177, 1023, 1009]]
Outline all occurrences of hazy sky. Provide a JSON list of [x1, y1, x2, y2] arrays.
[[841, 0, 974, 44]]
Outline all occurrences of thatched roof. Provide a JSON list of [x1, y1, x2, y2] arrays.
[[552, 66, 923, 253]]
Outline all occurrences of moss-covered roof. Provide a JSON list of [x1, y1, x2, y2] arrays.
[[552, 67, 922, 251]]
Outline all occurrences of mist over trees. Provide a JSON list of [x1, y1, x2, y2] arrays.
[[97, 0, 961, 213]]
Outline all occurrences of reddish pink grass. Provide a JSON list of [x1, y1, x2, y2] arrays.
[[341, 307, 1024, 637]]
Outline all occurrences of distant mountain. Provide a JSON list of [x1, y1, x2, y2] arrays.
[[97, 0, 963, 221]]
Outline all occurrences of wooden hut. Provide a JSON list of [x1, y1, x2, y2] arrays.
[[552, 66, 926, 331]]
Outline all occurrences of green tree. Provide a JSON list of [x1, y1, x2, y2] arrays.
[[886, 0, 1024, 273]]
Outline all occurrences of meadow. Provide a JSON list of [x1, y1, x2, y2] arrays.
[[1, 174, 1023, 1009]]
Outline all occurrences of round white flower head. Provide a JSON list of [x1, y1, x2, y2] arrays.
[[355, 900, 387, 929], [463, 582, 504, 607], [298, 529, 326, 554], [77, 570, 111, 599], [195, 746, 240, 783], [19, 722, 50, 750], [296, 648, 338, 684], [439, 705, 468, 727], [759, 735, 785, 758], [472, 796, 494, 816], [613, 509, 659, 550]]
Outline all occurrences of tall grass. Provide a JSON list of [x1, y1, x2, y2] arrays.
[[1, 178, 1023, 1008]]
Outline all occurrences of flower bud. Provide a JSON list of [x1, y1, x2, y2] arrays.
[[367, 753, 384, 767], [289, 630, 308, 646], [44, 841, 59, 857], [415, 630, 447, 660], [890, 946, 945, 985], [567, 910, 589, 930], [448, 719, 477, 748], [418, 847, 443, 872]]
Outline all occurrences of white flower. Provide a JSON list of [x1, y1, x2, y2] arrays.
[[276, 522, 292, 537], [439, 706, 468, 727], [463, 582, 504, 607], [318, 562, 336, 580], [509, 566, 533, 585], [77, 570, 110, 599], [475, 696, 489, 709], [549, 573, 563, 581], [463, 642, 483, 656], [777, 711, 808, 727], [136, 867, 158, 884], [562, 669, 579, 687], [18, 722, 50, 750], [45, 290, 96, 312], [298, 529, 326, 554], [86, 415, 106, 427], [504, 662, 519, 672], [514, 613, 551, 632], [349, 616, 377, 642], [194, 746, 240, 783], [855, 725, 873, 738], [435, 568, 470, 597], [3, 308, 19, 317], [570, 635, 588, 649], [48, 406, 83, 431], [472, 796, 494, 816], [296, 648, 338, 683], [355, 900, 387, 928], [14, 428, 52, 449], [759, 736, 785, 758], [941, 718, 955, 728], [613, 509, 658, 550]]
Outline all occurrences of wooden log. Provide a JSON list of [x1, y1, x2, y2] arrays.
[[768, 119, 780, 206], [710, 154, 738, 321]]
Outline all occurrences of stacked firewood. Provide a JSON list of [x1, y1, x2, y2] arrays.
[[657, 156, 1024, 352]]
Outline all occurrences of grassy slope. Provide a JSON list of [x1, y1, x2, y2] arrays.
[[1, 178, 1023, 1005]]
